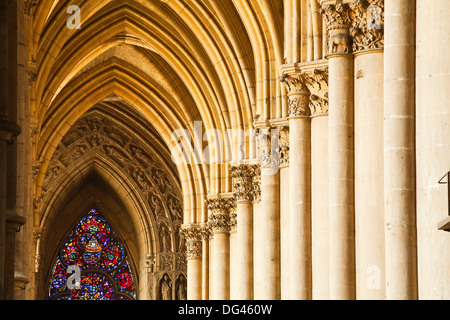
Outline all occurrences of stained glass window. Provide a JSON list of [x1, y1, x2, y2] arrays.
[[48, 209, 137, 300]]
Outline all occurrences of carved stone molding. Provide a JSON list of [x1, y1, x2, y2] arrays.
[[230, 164, 260, 202], [349, 0, 384, 52], [205, 196, 236, 234], [319, 3, 353, 54]]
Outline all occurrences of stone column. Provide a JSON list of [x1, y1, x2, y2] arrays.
[[257, 128, 281, 299], [206, 196, 235, 300], [181, 224, 202, 300], [229, 206, 237, 299], [230, 164, 259, 300], [4, 214, 26, 300], [320, 2, 356, 299], [350, 0, 386, 299], [306, 67, 330, 300], [278, 127, 290, 299], [281, 72, 312, 300], [0, 0, 22, 300], [200, 224, 210, 300], [384, 0, 417, 300]]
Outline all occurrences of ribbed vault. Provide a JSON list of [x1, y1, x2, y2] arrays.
[[29, 0, 285, 299]]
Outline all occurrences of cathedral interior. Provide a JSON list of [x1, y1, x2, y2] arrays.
[[1, 0, 450, 300]]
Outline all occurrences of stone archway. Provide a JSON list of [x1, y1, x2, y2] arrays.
[[36, 105, 186, 299]]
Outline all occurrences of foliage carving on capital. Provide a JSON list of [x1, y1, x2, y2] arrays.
[[256, 128, 280, 169], [278, 127, 290, 166], [230, 164, 260, 202], [306, 68, 329, 115], [349, 0, 384, 51], [319, 3, 353, 54], [205, 196, 236, 233], [180, 225, 202, 260]]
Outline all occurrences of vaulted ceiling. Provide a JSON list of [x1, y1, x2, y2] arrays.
[[31, 0, 284, 228]]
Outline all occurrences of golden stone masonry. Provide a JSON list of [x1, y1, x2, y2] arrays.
[[0, 0, 449, 300]]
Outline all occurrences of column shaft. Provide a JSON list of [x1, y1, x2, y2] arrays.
[[328, 53, 356, 299], [355, 50, 385, 299], [212, 232, 229, 300], [311, 115, 329, 299], [260, 167, 280, 299], [236, 201, 253, 299], [384, 0, 417, 300], [289, 116, 312, 299]]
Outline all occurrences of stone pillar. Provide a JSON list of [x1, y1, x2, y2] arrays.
[[257, 128, 280, 299], [350, 0, 386, 299], [417, 0, 450, 300], [181, 224, 202, 300], [206, 196, 235, 300], [200, 224, 210, 300], [4, 214, 26, 300], [0, 0, 22, 300], [278, 127, 290, 299], [229, 206, 237, 299], [320, 2, 356, 299], [307, 67, 330, 300], [281, 72, 312, 300], [384, 0, 417, 300], [230, 164, 259, 300]]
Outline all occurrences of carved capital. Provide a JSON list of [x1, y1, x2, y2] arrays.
[[319, 3, 353, 54], [205, 196, 236, 233], [307, 68, 329, 115], [281, 73, 311, 117], [256, 128, 279, 169], [230, 164, 260, 202], [180, 225, 202, 260], [252, 166, 261, 202], [349, 0, 384, 52], [278, 126, 290, 166]]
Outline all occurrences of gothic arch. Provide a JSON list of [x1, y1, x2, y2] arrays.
[[36, 108, 187, 299]]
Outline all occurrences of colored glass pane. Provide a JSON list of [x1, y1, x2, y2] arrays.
[[48, 209, 136, 300]]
